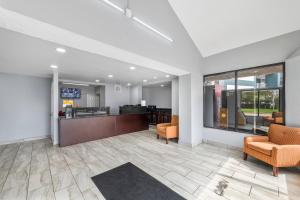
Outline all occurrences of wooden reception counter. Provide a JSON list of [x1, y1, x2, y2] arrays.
[[59, 113, 149, 147]]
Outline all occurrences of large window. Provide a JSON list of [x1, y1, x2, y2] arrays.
[[204, 63, 285, 135]]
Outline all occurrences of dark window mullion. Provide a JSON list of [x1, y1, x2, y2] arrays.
[[234, 71, 238, 131]]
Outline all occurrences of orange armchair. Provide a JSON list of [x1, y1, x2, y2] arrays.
[[243, 124, 300, 176], [156, 115, 179, 144]]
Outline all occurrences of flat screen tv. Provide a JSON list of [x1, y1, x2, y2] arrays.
[[60, 88, 81, 99]]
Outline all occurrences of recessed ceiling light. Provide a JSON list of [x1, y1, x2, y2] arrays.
[[153, 76, 157, 79], [129, 66, 136, 70], [50, 65, 58, 69], [56, 47, 66, 53], [143, 79, 147, 82], [160, 84, 164, 87], [127, 83, 132, 86], [165, 74, 170, 78], [95, 80, 100, 83], [108, 74, 114, 78]]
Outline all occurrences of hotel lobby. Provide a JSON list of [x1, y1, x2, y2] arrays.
[[0, 1, 300, 200]]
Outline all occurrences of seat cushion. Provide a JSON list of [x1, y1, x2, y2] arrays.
[[248, 142, 279, 156]]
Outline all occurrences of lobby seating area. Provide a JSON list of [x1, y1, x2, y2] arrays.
[[0, 1, 300, 200], [0, 130, 300, 200], [244, 124, 300, 177], [156, 115, 179, 144]]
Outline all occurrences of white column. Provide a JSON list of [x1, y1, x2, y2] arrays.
[[171, 78, 179, 115], [286, 55, 300, 126], [178, 75, 192, 144], [51, 70, 59, 145], [178, 73, 203, 146], [130, 85, 143, 105], [190, 72, 203, 146]]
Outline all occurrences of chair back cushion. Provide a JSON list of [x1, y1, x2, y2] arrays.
[[268, 124, 300, 145], [171, 115, 179, 125]]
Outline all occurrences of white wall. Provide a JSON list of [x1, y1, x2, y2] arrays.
[[105, 83, 130, 114], [171, 78, 179, 115], [59, 84, 99, 111], [130, 85, 142, 105], [142, 86, 172, 108], [202, 30, 300, 147], [0, 73, 51, 143]]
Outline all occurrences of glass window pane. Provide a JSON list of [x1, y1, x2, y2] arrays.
[[237, 64, 284, 134], [204, 72, 236, 130]]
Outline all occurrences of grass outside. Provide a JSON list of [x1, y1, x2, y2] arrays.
[[241, 108, 279, 114]]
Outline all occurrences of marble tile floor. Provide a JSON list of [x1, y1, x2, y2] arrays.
[[0, 130, 299, 200]]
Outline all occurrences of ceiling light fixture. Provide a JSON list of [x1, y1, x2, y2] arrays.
[[108, 74, 114, 78], [165, 74, 170, 78], [143, 79, 147, 83], [95, 80, 100, 83], [102, 0, 124, 13], [132, 17, 173, 42], [127, 83, 132, 86], [63, 82, 89, 86], [160, 84, 164, 87], [50, 65, 58, 69], [99, 0, 173, 42], [56, 47, 66, 53], [129, 66, 136, 70]]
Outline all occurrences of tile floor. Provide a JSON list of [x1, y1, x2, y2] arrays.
[[0, 130, 299, 200]]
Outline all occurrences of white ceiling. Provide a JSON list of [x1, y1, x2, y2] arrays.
[[0, 28, 175, 85], [168, 0, 300, 57], [0, 0, 202, 73]]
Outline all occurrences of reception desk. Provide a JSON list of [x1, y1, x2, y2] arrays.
[[59, 113, 149, 147]]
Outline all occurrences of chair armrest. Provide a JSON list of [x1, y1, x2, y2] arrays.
[[166, 126, 178, 138], [244, 136, 269, 149], [272, 145, 300, 167], [156, 123, 171, 128]]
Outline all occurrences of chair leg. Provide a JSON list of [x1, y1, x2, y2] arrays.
[[273, 167, 279, 177], [243, 153, 248, 160], [166, 138, 168, 144], [157, 134, 159, 139]]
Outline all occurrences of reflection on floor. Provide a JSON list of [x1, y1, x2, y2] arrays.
[[0, 130, 299, 200]]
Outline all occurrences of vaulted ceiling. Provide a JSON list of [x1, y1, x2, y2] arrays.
[[168, 0, 300, 57], [0, 0, 299, 80]]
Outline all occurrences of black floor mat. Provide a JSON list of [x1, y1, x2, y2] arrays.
[[91, 162, 186, 200]]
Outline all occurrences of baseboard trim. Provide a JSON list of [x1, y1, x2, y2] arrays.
[[203, 139, 243, 151], [0, 135, 51, 145], [178, 140, 203, 148]]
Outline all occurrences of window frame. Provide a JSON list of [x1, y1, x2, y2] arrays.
[[203, 62, 286, 135]]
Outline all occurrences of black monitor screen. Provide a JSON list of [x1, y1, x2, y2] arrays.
[[60, 88, 81, 99]]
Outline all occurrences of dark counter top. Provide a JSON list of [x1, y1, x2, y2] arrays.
[[59, 112, 149, 120]]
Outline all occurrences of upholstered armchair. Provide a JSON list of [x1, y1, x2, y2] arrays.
[[263, 112, 284, 125], [243, 124, 300, 176], [156, 115, 179, 144]]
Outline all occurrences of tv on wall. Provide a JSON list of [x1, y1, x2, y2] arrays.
[[60, 88, 81, 99]]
